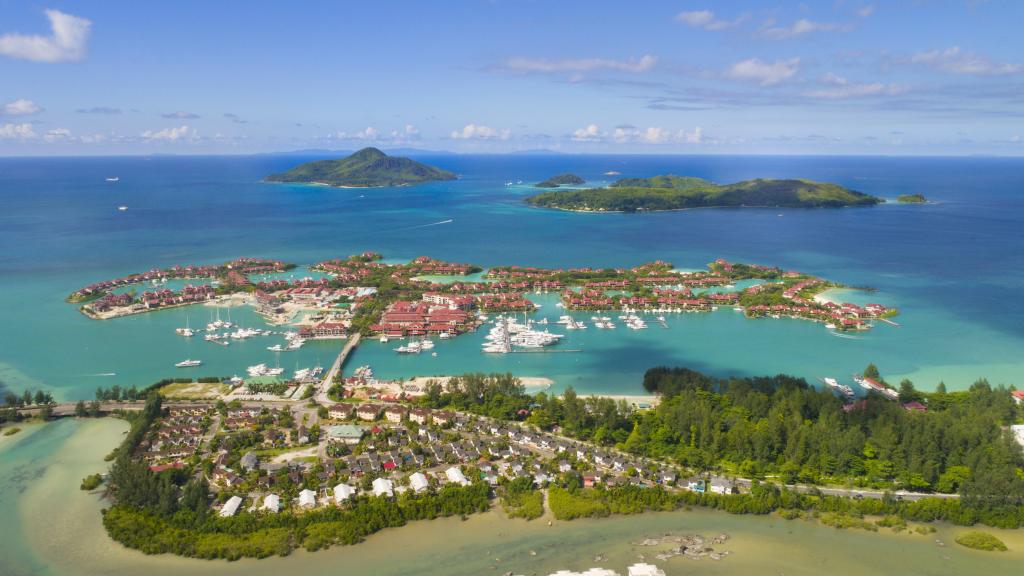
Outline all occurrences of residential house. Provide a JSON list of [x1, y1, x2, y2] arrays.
[[298, 489, 317, 508], [372, 477, 394, 498], [220, 495, 243, 518]]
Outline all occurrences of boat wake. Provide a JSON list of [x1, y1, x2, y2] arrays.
[[829, 332, 863, 340], [417, 218, 454, 228], [94, 372, 117, 376]]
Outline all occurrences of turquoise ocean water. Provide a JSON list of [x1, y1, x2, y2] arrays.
[[1, 153, 1022, 400]]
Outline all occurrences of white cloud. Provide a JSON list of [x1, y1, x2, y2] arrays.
[[403, 124, 419, 136], [726, 58, 800, 86], [909, 46, 1021, 76], [43, 127, 72, 142], [573, 124, 702, 145], [0, 9, 91, 62], [141, 125, 193, 141], [675, 10, 744, 31], [760, 18, 840, 39], [805, 73, 908, 99], [2, 98, 43, 116], [0, 122, 37, 139], [857, 5, 876, 18], [503, 54, 656, 73], [571, 124, 603, 142], [450, 124, 510, 140]]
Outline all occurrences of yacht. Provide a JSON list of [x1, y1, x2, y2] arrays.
[[117, 205, 128, 211], [106, 177, 120, 182], [379, 335, 389, 343], [822, 377, 855, 399], [419, 339, 435, 350], [265, 367, 285, 376], [175, 359, 201, 368], [247, 363, 268, 376], [267, 344, 284, 352], [394, 342, 423, 354]]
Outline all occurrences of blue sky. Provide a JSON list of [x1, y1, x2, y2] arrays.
[[1, 0, 1022, 155]]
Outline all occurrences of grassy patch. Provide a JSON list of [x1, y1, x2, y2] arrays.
[[81, 473, 104, 490], [955, 531, 1008, 551], [3, 427, 21, 436], [159, 382, 229, 399]]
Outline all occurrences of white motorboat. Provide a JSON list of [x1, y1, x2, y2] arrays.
[[175, 359, 201, 368]]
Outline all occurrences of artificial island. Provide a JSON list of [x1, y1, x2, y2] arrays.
[[0, 253, 1018, 563]]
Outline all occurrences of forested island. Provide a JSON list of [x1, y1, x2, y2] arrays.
[[897, 193, 928, 203], [526, 174, 882, 212], [266, 147, 456, 188], [535, 173, 585, 188]]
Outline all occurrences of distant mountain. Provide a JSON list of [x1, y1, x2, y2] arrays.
[[509, 149, 566, 155], [526, 174, 882, 212], [266, 147, 456, 188], [535, 173, 586, 188]]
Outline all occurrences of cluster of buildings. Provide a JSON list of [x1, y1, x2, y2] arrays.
[[139, 406, 211, 469], [370, 299, 474, 337], [71, 257, 292, 318]]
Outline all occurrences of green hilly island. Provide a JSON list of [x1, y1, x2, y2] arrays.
[[535, 173, 585, 188], [266, 147, 456, 188], [525, 174, 881, 212]]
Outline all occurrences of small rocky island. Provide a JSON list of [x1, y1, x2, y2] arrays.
[[897, 193, 927, 204], [526, 174, 881, 212], [266, 147, 456, 188], [535, 173, 585, 188]]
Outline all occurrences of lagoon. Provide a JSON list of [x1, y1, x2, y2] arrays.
[[1, 154, 1023, 401]]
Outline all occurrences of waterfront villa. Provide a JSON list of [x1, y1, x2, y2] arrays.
[[409, 472, 429, 493], [372, 477, 394, 498], [333, 483, 356, 503]]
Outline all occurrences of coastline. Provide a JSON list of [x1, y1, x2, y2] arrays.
[[7, 418, 1024, 576], [526, 203, 878, 215]]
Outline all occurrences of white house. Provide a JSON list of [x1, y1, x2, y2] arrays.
[[409, 472, 429, 493], [372, 477, 394, 498], [333, 483, 356, 503], [262, 494, 280, 513], [298, 488, 317, 508], [220, 495, 243, 518], [445, 466, 470, 487], [1012, 424, 1024, 449]]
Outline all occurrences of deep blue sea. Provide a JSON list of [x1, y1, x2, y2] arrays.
[[1, 153, 1022, 401]]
